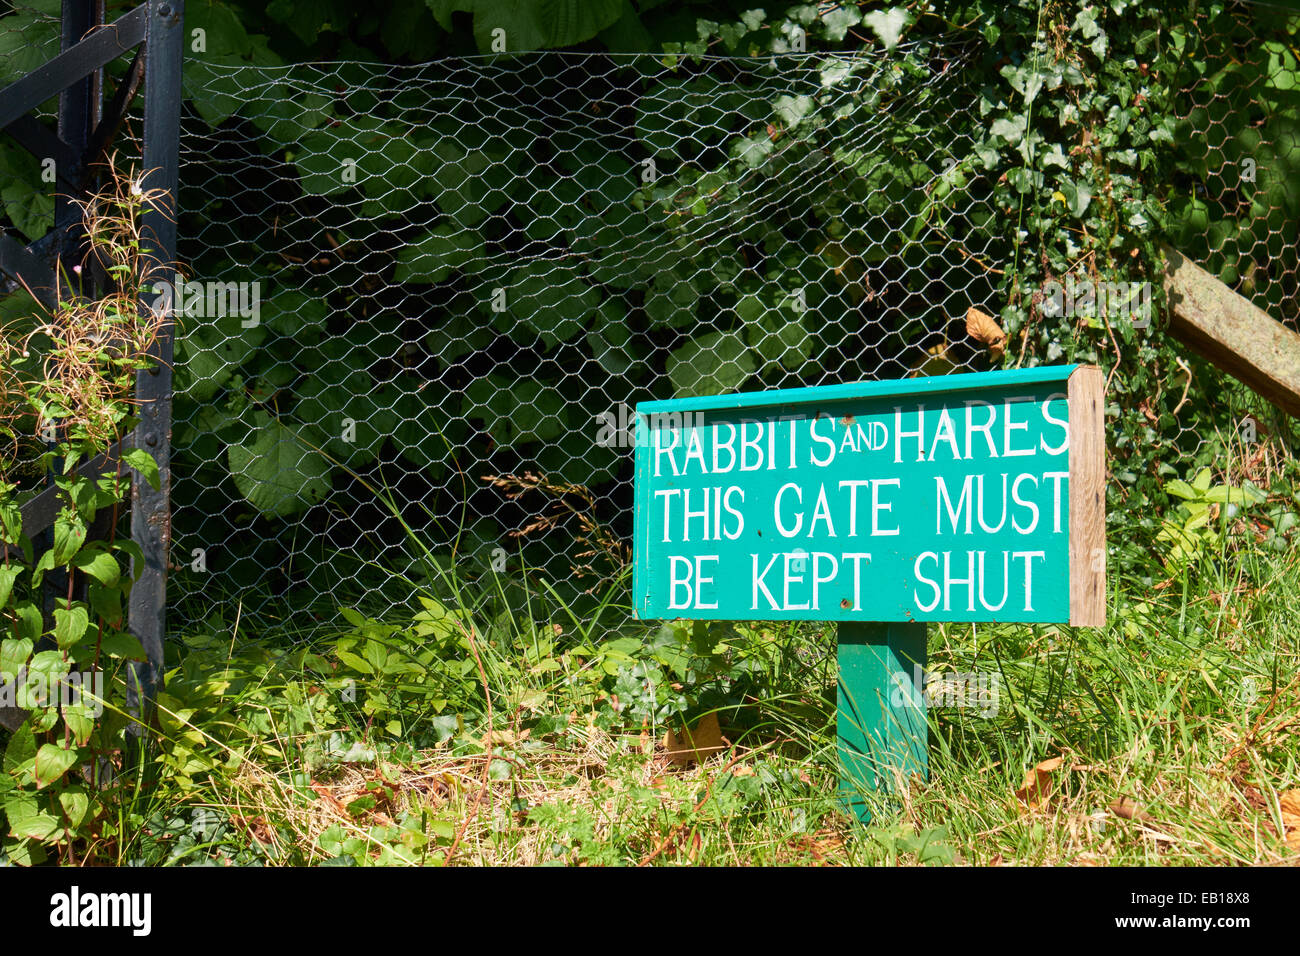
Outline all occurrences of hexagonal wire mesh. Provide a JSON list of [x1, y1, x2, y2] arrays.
[[3, 4, 1293, 637], [0, 2, 62, 97], [1170, 0, 1299, 331], [169, 43, 1017, 633]]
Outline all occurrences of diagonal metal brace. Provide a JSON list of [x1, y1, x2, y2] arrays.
[[0, 3, 147, 130]]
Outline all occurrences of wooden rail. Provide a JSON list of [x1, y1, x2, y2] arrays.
[[1163, 245, 1300, 418]]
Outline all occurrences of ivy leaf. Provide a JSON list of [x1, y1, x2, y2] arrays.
[[863, 8, 913, 50], [425, 0, 624, 52], [820, 6, 862, 41], [773, 94, 814, 129], [989, 115, 1028, 148], [1059, 178, 1093, 217], [227, 413, 333, 518]]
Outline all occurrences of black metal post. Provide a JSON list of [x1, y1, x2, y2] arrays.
[[126, 0, 184, 711]]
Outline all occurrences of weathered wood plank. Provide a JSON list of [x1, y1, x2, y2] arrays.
[[1069, 365, 1106, 626], [1163, 245, 1300, 418]]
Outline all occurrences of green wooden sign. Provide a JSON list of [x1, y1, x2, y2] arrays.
[[631, 365, 1106, 820]]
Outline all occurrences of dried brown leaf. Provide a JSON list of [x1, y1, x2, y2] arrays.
[[663, 712, 726, 767], [1108, 796, 1154, 823], [966, 306, 1007, 360], [1014, 756, 1063, 810], [1280, 789, 1300, 851]]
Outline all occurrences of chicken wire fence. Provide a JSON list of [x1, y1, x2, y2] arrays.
[[1170, 0, 1300, 331], [168, 43, 1012, 631], [0, 3, 1296, 637]]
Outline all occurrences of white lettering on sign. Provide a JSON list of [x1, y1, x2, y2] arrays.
[[637, 379, 1094, 622]]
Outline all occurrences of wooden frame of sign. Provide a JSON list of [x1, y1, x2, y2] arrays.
[[632, 365, 1105, 821]]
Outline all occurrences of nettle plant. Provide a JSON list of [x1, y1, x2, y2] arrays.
[[0, 163, 164, 865]]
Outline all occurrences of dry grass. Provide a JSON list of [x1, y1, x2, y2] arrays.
[[6, 154, 170, 451]]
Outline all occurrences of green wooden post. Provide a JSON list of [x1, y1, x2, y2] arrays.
[[837, 621, 928, 823]]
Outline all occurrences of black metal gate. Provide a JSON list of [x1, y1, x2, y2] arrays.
[[0, 0, 183, 715]]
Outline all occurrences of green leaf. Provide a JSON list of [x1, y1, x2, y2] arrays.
[[636, 76, 758, 156], [644, 270, 700, 328], [667, 331, 756, 397], [863, 7, 913, 50], [33, 744, 79, 789], [293, 369, 396, 466], [1059, 177, 1093, 217], [72, 548, 121, 588], [0, 152, 54, 242], [821, 6, 862, 41], [4, 723, 36, 780], [502, 261, 600, 347], [51, 512, 86, 565], [53, 605, 89, 651], [96, 630, 146, 661], [426, 0, 624, 52], [0, 638, 32, 678], [227, 413, 333, 517], [177, 323, 267, 402], [121, 448, 161, 492], [0, 565, 20, 608], [295, 116, 430, 201], [393, 385, 465, 473], [395, 226, 483, 284], [2, 789, 59, 842], [260, 289, 330, 342], [248, 82, 333, 148], [462, 376, 567, 447], [62, 704, 95, 748], [748, 300, 806, 371], [1, 834, 47, 866], [58, 786, 91, 829], [418, 132, 523, 227], [11, 602, 41, 642]]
